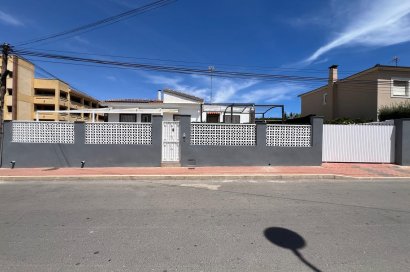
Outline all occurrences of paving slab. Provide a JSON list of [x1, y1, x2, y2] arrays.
[[1, 163, 410, 181]]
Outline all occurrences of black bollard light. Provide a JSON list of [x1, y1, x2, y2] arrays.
[[81, 161, 85, 168], [10, 161, 16, 169]]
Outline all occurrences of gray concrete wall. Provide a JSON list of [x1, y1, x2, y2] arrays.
[[178, 115, 323, 166], [394, 119, 410, 166], [1, 116, 163, 168]]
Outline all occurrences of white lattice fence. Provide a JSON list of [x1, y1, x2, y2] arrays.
[[12, 122, 75, 144], [191, 123, 256, 146], [85, 122, 152, 145], [266, 125, 312, 147]]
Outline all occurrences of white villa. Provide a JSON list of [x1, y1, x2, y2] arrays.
[[101, 89, 256, 124]]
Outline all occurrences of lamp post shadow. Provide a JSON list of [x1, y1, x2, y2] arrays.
[[264, 227, 323, 272]]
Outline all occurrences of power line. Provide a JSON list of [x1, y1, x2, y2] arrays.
[[13, 49, 402, 89], [12, 49, 333, 82], [16, 0, 176, 47], [22, 58, 399, 98], [13, 47, 358, 75]]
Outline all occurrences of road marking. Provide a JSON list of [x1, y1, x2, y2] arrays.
[[180, 183, 221, 190]]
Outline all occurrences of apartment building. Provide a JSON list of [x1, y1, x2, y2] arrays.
[[1, 55, 102, 121]]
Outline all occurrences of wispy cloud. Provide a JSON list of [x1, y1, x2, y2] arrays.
[[238, 83, 304, 103], [142, 73, 210, 100], [0, 10, 23, 26], [304, 0, 410, 63], [141, 72, 303, 104], [72, 36, 90, 45], [109, 0, 138, 9], [106, 75, 117, 81]]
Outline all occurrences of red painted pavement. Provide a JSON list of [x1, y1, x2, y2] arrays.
[[0, 163, 410, 178]]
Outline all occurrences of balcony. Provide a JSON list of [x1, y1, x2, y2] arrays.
[[4, 95, 12, 105], [69, 103, 81, 110], [33, 112, 57, 120], [34, 96, 56, 105], [59, 97, 70, 107], [57, 114, 70, 121], [70, 100, 83, 108], [69, 114, 83, 121]]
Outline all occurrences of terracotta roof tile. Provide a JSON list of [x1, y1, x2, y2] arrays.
[[102, 99, 163, 103]]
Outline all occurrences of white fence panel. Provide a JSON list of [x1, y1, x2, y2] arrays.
[[85, 122, 152, 145], [12, 121, 75, 144], [323, 124, 395, 163], [266, 125, 312, 147], [191, 123, 256, 146]]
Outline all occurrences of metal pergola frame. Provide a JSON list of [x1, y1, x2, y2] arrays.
[[201, 103, 285, 123]]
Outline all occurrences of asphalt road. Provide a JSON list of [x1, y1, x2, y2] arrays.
[[0, 178, 409, 272]]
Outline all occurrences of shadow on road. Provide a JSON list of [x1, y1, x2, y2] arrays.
[[264, 227, 322, 272]]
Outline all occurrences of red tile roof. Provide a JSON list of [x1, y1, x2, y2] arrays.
[[102, 99, 163, 103]]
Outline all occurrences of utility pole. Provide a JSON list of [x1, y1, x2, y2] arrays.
[[393, 56, 399, 67], [208, 66, 215, 103], [0, 43, 11, 167], [1, 43, 10, 126]]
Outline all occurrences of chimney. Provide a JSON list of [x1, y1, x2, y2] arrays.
[[328, 65, 338, 84], [157, 90, 162, 101]]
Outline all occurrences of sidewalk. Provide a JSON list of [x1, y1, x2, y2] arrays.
[[1, 163, 410, 181]]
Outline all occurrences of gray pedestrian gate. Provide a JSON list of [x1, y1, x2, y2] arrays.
[[162, 121, 180, 162]]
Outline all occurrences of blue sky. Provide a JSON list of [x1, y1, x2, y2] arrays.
[[2, 0, 410, 116]]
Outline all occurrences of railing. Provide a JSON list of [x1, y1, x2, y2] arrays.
[[33, 96, 55, 104], [191, 123, 256, 146], [266, 124, 312, 147], [85, 122, 152, 145], [12, 121, 75, 144]]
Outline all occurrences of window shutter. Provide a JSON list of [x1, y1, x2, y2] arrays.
[[392, 80, 408, 96]]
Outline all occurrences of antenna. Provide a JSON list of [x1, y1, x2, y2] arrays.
[[392, 56, 399, 67], [208, 66, 215, 103]]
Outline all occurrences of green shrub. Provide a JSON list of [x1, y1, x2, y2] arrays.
[[325, 118, 372, 124], [379, 102, 410, 121]]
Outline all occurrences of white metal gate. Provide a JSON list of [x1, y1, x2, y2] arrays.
[[322, 124, 395, 163], [162, 121, 180, 162]]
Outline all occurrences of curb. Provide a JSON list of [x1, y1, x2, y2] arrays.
[[1, 174, 410, 182]]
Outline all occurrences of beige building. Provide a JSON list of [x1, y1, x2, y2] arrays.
[[299, 65, 410, 121], [1, 55, 101, 121]]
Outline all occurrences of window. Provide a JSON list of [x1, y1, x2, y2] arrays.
[[206, 113, 220, 123], [323, 93, 327, 105], [7, 88, 12, 95], [119, 114, 136, 122], [391, 79, 409, 97], [7, 106, 12, 113], [141, 114, 151, 123], [224, 115, 241, 124]]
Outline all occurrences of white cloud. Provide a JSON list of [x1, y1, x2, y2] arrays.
[[304, 0, 410, 63], [141, 72, 303, 104], [142, 73, 210, 100], [72, 36, 90, 45], [238, 83, 304, 103], [211, 78, 257, 103], [0, 10, 23, 26], [106, 75, 117, 81], [110, 0, 137, 9]]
